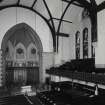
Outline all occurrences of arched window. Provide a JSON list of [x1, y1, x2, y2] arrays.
[[16, 48, 24, 54], [31, 48, 36, 55], [27, 43, 38, 60], [15, 43, 26, 60], [83, 28, 88, 59], [16, 48, 24, 59], [76, 31, 80, 44], [75, 31, 80, 59]]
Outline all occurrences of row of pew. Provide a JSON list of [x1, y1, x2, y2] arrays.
[[49, 58, 95, 73], [45, 57, 105, 105], [49, 58, 105, 73], [46, 58, 105, 85], [37, 91, 72, 105], [36, 81, 105, 105]]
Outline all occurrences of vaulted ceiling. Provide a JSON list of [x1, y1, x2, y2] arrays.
[[0, 0, 104, 12], [0, 0, 104, 51], [0, 0, 104, 7]]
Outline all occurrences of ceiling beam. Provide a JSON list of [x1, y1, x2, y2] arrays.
[[76, 0, 90, 7], [0, 4, 56, 52], [31, 0, 37, 8], [57, 33, 69, 37], [75, 0, 91, 12], [72, 2, 85, 7], [57, 0, 75, 52], [49, 18, 72, 24], [17, 0, 20, 5], [89, 0, 97, 42], [97, 1, 105, 12], [62, 0, 84, 8], [62, 0, 91, 9], [43, 0, 55, 31], [42, 0, 56, 51], [90, 0, 97, 11]]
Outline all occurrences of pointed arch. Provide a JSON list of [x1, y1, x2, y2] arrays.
[[27, 43, 38, 61], [15, 42, 26, 60], [1, 23, 43, 53], [1, 22, 43, 83]]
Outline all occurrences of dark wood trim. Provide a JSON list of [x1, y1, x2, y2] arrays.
[[97, 1, 105, 12], [0, 4, 56, 52], [46, 69, 105, 85], [57, 0, 75, 52], [76, 0, 91, 9], [62, 0, 84, 8], [43, 0, 56, 51], [17, 0, 20, 5], [7, 66, 39, 69], [42, 0, 55, 30], [90, 0, 97, 42], [49, 17, 72, 24], [62, 0, 91, 9], [57, 33, 69, 37], [31, 0, 37, 8]]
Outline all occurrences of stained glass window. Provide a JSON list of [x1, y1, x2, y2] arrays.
[[16, 48, 24, 59], [31, 48, 36, 54], [83, 28, 88, 59], [16, 48, 23, 54], [75, 31, 80, 59]]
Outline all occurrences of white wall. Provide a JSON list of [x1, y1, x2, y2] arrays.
[[0, 4, 93, 84], [0, 7, 53, 52], [42, 52, 54, 82], [96, 10, 105, 68], [0, 7, 54, 85], [54, 7, 92, 66], [53, 8, 92, 82]]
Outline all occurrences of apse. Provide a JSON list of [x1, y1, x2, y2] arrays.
[[1, 23, 43, 87]]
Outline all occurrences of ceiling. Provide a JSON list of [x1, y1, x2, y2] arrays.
[[0, 0, 104, 29], [0, 0, 104, 6], [87, 0, 105, 5], [0, 0, 104, 12], [0, 0, 103, 25], [0, 0, 104, 51]]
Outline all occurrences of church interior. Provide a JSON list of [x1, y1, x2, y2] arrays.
[[0, 0, 105, 105]]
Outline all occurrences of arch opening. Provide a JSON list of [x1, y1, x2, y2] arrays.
[[1, 23, 43, 88]]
